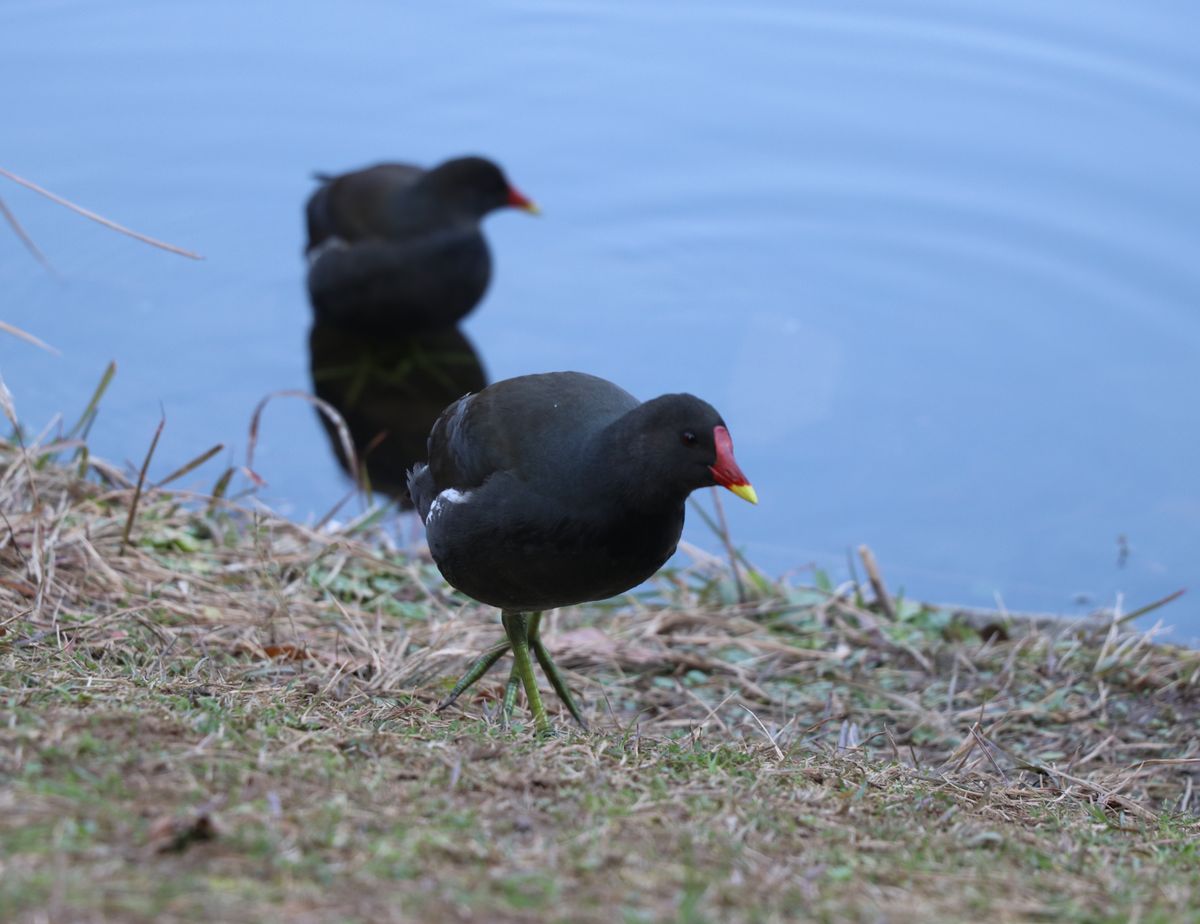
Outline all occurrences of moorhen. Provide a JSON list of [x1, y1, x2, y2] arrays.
[[304, 156, 538, 335], [408, 371, 757, 736]]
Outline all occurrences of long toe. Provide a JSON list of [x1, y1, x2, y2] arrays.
[[501, 664, 521, 728], [439, 640, 511, 711], [531, 638, 588, 731]]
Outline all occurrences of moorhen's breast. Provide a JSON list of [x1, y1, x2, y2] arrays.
[[424, 471, 687, 611]]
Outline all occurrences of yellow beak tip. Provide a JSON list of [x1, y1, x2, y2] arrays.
[[728, 483, 758, 505], [524, 202, 542, 216]]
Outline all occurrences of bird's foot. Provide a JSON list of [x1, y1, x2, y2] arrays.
[[440, 612, 588, 738], [436, 640, 510, 712]]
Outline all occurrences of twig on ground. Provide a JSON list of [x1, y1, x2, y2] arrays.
[[121, 414, 166, 551], [857, 544, 897, 621]]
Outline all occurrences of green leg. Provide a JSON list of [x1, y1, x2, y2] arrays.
[[501, 662, 521, 726], [528, 613, 588, 730], [502, 611, 552, 738], [436, 640, 510, 712]]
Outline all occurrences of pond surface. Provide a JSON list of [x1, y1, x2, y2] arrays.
[[4, 1, 1198, 634]]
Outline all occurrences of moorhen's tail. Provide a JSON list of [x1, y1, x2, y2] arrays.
[[304, 182, 336, 255], [407, 462, 436, 523]]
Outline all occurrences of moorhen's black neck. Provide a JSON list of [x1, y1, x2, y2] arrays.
[[393, 156, 513, 230], [380, 183, 471, 235], [584, 393, 724, 513]]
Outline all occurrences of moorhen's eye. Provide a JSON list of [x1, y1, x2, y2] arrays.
[[680, 430, 698, 447]]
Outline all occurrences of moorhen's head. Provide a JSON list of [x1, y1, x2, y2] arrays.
[[422, 156, 540, 221], [628, 394, 758, 506]]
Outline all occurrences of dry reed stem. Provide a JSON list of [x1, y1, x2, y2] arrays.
[[0, 165, 202, 259]]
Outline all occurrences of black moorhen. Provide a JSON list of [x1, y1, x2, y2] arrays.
[[408, 371, 757, 736], [304, 156, 538, 335]]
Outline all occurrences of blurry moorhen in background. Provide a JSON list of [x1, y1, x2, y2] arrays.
[[305, 156, 539, 336], [408, 371, 758, 737]]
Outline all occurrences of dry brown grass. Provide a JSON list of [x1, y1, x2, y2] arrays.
[[1, 431, 1198, 923]]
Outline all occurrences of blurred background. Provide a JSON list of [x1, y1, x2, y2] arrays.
[[2, 1, 1197, 631]]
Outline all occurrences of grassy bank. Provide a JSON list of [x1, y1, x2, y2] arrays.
[[1, 432, 1198, 923]]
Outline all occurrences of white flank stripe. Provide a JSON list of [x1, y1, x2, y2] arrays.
[[306, 236, 348, 266], [428, 488, 471, 523]]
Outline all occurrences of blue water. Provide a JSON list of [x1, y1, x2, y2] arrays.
[[3, 1, 1198, 634]]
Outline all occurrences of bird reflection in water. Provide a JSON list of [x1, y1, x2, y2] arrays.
[[301, 155, 537, 506], [307, 322, 486, 507]]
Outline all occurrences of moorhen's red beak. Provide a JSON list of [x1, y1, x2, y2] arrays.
[[506, 185, 541, 215], [709, 426, 758, 504]]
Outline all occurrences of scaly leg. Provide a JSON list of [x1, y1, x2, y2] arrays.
[[502, 611, 552, 738]]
